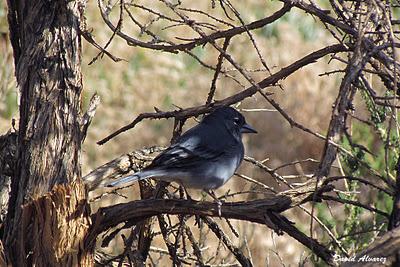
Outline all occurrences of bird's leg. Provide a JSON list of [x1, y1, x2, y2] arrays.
[[205, 190, 222, 217]]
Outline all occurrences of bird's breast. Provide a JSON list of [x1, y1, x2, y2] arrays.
[[201, 152, 242, 188]]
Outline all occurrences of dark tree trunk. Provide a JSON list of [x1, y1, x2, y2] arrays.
[[3, 0, 93, 265]]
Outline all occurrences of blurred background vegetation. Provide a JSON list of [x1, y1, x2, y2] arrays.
[[1, 0, 398, 266]]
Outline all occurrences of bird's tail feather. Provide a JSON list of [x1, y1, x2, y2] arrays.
[[107, 169, 163, 187], [107, 173, 144, 187]]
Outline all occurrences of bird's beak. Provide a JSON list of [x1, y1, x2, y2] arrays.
[[241, 123, 257, 134]]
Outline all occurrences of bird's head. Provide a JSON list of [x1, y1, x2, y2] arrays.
[[203, 106, 257, 138]]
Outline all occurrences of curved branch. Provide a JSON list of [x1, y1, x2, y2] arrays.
[[281, 0, 400, 79], [98, 1, 292, 53], [97, 43, 347, 145], [88, 195, 335, 265], [321, 195, 390, 218], [325, 176, 393, 196], [87, 179, 335, 264]]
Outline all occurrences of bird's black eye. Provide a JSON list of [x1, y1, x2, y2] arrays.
[[233, 117, 240, 125]]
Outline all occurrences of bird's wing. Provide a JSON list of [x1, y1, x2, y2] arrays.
[[147, 122, 238, 170], [148, 142, 224, 169]]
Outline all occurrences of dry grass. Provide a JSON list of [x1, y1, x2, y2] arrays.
[[1, 1, 346, 265]]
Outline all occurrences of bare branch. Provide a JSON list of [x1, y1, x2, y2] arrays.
[[97, 1, 292, 53], [98, 44, 346, 145], [87, 178, 335, 264]]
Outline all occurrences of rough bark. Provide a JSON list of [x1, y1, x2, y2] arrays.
[[0, 132, 16, 223], [18, 182, 91, 266], [3, 0, 92, 265]]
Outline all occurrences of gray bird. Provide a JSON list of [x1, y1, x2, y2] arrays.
[[107, 106, 257, 190]]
